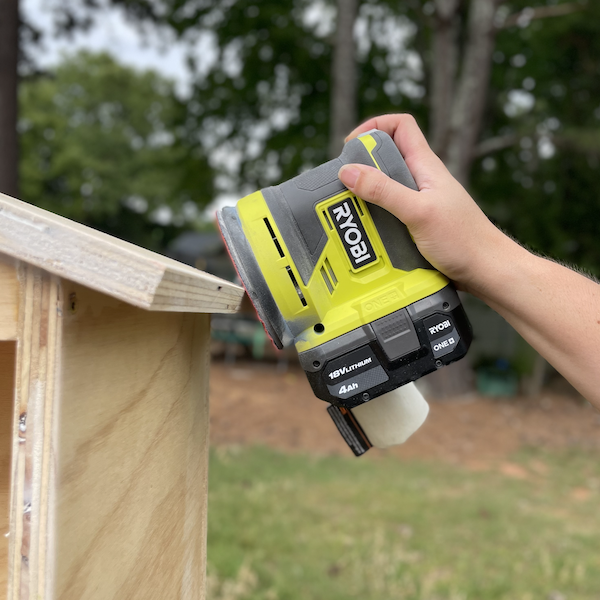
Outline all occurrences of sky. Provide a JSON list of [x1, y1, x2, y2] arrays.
[[22, 0, 205, 94]]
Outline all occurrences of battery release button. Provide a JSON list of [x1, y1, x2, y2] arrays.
[[372, 308, 420, 361]]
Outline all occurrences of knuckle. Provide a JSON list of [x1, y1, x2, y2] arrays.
[[402, 113, 417, 126], [369, 175, 390, 201]]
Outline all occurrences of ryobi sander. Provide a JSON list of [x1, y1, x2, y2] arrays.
[[217, 129, 472, 455]]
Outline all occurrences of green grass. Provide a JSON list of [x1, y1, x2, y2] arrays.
[[206, 446, 600, 600]]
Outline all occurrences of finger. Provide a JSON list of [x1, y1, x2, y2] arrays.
[[389, 116, 446, 190], [345, 113, 410, 141], [346, 114, 426, 150], [345, 114, 446, 190], [345, 117, 381, 141], [338, 163, 422, 225]]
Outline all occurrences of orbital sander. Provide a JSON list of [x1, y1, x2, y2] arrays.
[[217, 129, 472, 455]]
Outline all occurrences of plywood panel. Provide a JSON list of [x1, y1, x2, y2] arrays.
[[0, 257, 18, 340], [0, 193, 243, 313], [0, 342, 16, 600], [8, 265, 62, 600], [7, 266, 213, 600], [53, 282, 211, 600]]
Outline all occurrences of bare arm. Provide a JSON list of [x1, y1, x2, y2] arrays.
[[339, 114, 600, 407]]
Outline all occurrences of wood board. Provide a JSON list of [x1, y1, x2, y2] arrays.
[[0, 193, 243, 314], [8, 264, 62, 600], [0, 342, 16, 600], [53, 282, 211, 600], [0, 258, 18, 341], [6, 270, 213, 599]]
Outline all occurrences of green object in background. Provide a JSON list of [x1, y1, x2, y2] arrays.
[[211, 316, 267, 360], [476, 371, 519, 397], [475, 358, 519, 397]]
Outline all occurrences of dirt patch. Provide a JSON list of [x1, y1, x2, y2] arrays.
[[209, 360, 600, 465]]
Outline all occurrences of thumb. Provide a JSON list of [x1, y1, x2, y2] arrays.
[[338, 164, 421, 225]]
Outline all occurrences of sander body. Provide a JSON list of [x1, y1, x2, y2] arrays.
[[217, 130, 472, 454]]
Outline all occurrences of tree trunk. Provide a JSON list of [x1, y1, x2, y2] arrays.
[[427, 0, 502, 397], [0, 0, 19, 197], [429, 0, 460, 159], [329, 0, 359, 159], [445, 0, 499, 183]]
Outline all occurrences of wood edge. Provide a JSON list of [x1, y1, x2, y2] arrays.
[[149, 269, 243, 314], [8, 264, 62, 600], [37, 275, 61, 599], [191, 314, 211, 598], [0, 194, 240, 312], [0, 256, 19, 341], [7, 262, 31, 600]]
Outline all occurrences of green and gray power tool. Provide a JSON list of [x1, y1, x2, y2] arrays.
[[217, 130, 472, 455]]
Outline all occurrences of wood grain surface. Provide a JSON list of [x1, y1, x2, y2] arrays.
[[0, 194, 234, 598], [0, 342, 16, 600], [0, 193, 243, 313], [0, 258, 18, 341], [53, 282, 211, 600], [7, 269, 212, 599], [8, 265, 62, 600]]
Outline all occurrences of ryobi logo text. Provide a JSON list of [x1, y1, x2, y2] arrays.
[[328, 198, 376, 270], [428, 320, 451, 336]]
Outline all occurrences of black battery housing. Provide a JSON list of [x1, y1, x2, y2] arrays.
[[298, 285, 472, 409]]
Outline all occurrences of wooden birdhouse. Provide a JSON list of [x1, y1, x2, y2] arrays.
[[0, 193, 244, 599]]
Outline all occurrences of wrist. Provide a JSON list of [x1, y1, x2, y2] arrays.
[[460, 226, 533, 303]]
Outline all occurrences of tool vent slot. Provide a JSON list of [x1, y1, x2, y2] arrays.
[[353, 196, 364, 216], [322, 210, 334, 230], [321, 267, 334, 294], [264, 218, 285, 258], [321, 258, 338, 295], [286, 266, 307, 307], [324, 258, 338, 286]]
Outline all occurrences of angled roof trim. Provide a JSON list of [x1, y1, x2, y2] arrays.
[[0, 193, 243, 313]]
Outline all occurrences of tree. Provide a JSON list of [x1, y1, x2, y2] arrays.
[[472, 0, 600, 275], [429, 0, 500, 184], [19, 52, 214, 249], [158, 0, 428, 193], [426, 0, 587, 186], [16, 0, 600, 272], [329, 0, 359, 158]]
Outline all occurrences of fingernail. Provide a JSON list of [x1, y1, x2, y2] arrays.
[[339, 165, 360, 189]]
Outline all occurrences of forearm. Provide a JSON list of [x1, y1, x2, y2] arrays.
[[466, 230, 600, 407]]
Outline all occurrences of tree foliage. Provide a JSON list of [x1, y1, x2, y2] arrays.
[[472, 0, 600, 274], [19, 1, 600, 273], [42, 0, 424, 193], [19, 51, 214, 249]]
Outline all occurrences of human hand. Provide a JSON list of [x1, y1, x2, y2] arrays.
[[338, 114, 507, 294]]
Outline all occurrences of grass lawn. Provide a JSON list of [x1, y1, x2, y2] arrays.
[[206, 446, 600, 600]]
